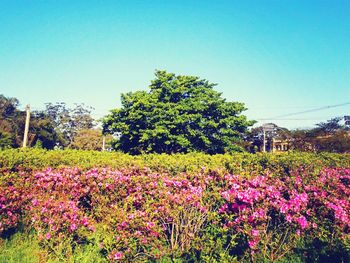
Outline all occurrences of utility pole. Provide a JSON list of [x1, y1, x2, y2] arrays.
[[262, 123, 274, 153], [263, 129, 266, 152], [102, 136, 106, 151], [22, 104, 30, 148]]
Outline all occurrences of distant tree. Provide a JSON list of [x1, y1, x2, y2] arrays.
[[288, 117, 349, 153], [0, 130, 13, 149], [311, 118, 349, 153], [1, 95, 93, 149], [289, 129, 315, 152], [69, 129, 112, 151], [0, 95, 19, 119], [314, 117, 343, 134], [0, 95, 22, 147], [103, 70, 255, 154], [29, 111, 64, 149], [245, 126, 264, 152], [45, 102, 95, 147], [313, 130, 350, 153]]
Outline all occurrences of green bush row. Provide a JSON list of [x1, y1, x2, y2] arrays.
[[0, 148, 349, 175]]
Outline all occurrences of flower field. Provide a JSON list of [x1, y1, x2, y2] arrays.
[[0, 149, 350, 262]]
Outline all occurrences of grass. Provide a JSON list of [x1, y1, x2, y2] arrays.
[[0, 231, 106, 263]]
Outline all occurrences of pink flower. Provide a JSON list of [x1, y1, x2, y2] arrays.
[[70, 223, 77, 231], [110, 251, 123, 260], [31, 199, 39, 206], [248, 239, 258, 249], [252, 229, 259, 237], [146, 221, 155, 229], [114, 252, 123, 260], [128, 214, 135, 220], [296, 216, 308, 230], [218, 204, 228, 213], [286, 214, 292, 223], [81, 217, 89, 226], [45, 233, 51, 240]]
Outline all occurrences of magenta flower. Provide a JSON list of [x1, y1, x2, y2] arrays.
[[70, 223, 77, 231], [109, 251, 123, 260], [252, 229, 259, 237], [296, 216, 308, 230], [248, 239, 258, 249]]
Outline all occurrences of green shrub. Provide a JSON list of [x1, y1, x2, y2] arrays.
[[0, 149, 349, 175]]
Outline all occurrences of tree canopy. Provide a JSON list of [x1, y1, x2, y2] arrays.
[[103, 70, 255, 154], [69, 129, 112, 151], [0, 95, 96, 149], [45, 102, 95, 147]]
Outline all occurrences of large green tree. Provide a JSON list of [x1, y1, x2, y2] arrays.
[[103, 70, 255, 154]]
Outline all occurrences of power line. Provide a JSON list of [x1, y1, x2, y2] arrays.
[[257, 118, 332, 121], [249, 106, 328, 110], [259, 102, 350, 121]]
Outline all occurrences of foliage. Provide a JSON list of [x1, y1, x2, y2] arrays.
[[0, 149, 349, 175], [0, 232, 47, 263], [219, 167, 350, 261], [0, 95, 63, 149], [247, 118, 350, 154], [0, 95, 96, 150], [0, 95, 22, 148], [289, 117, 350, 153], [29, 111, 64, 149], [0, 131, 13, 149], [45, 102, 95, 147], [313, 130, 350, 153], [69, 129, 113, 151], [0, 163, 349, 262], [103, 70, 255, 154], [0, 231, 105, 263], [315, 117, 344, 134]]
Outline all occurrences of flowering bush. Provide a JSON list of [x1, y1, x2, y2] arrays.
[[218, 168, 350, 261], [0, 163, 349, 261], [0, 184, 23, 234]]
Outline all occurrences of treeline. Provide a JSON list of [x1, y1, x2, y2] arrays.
[[1, 71, 349, 154], [1, 91, 349, 154], [0, 95, 110, 150], [247, 119, 350, 153]]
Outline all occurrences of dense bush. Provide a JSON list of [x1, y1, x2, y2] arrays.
[[0, 149, 349, 174], [0, 149, 349, 262]]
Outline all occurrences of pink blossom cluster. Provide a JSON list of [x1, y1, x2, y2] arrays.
[[29, 197, 95, 241], [219, 168, 350, 250], [0, 185, 23, 233], [13, 167, 208, 260], [0, 166, 348, 261]]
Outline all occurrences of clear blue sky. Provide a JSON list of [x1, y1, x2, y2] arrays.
[[1, 0, 349, 129]]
